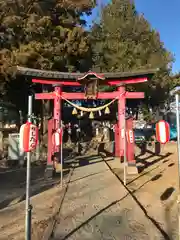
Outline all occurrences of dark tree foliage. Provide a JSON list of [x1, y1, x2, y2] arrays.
[[0, 0, 96, 118], [0, 0, 95, 97], [91, 0, 174, 107]]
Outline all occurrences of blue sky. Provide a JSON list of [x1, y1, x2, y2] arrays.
[[85, 0, 180, 74]]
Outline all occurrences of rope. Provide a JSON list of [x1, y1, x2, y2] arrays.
[[63, 97, 117, 112], [54, 91, 125, 113]]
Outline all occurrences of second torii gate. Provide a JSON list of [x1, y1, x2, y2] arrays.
[[16, 67, 157, 176]]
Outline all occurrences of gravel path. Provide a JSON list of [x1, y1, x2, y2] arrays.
[[52, 155, 165, 240]]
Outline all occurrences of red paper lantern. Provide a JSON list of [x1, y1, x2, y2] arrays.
[[19, 122, 38, 152], [126, 129, 134, 144], [52, 128, 63, 147], [156, 120, 170, 144]]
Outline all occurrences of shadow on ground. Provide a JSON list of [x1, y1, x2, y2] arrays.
[[136, 151, 172, 174], [71, 154, 113, 169], [0, 147, 74, 211]]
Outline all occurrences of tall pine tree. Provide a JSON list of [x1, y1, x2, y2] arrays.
[[91, 0, 173, 106]]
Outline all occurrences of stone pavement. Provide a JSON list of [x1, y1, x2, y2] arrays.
[[52, 155, 165, 240]]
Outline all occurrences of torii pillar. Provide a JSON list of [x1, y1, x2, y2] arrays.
[[118, 85, 126, 158], [46, 85, 62, 177]]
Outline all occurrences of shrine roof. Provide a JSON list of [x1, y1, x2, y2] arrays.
[[16, 66, 158, 81]]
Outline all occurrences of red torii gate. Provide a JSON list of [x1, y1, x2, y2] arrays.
[[16, 66, 157, 176]]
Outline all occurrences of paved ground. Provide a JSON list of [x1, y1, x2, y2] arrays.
[[0, 147, 74, 210], [0, 142, 179, 239], [0, 182, 65, 240], [106, 143, 179, 240], [0, 165, 72, 240], [0, 154, 72, 239], [0, 165, 46, 209], [52, 155, 166, 240]]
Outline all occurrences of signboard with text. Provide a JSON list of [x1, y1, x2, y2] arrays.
[[8, 133, 25, 161]]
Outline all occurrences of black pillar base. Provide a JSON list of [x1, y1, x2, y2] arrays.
[[140, 142, 147, 155], [155, 141, 161, 155], [44, 164, 54, 179]]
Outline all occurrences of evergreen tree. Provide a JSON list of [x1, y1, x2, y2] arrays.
[[0, 0, 95, 97], [91, 0, 173, 107]]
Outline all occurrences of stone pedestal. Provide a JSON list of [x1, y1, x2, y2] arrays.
[[44, 164, 54, 179]]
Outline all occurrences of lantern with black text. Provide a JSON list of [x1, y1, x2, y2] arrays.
[[125, 118, 136, 166], [52, 128, 63, 147], [19, 122, 38, 152], [126, 129, 134, 144]]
